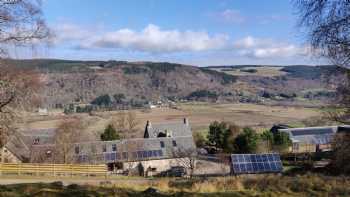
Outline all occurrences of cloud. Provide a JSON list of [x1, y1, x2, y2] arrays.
[[51, 23, 308, 60], [234, 36, 308, 58], [219, 9, 245, 23], [79, 24, 230, 53], [215, 9, 246, 24], [51, 23, 92, 44]]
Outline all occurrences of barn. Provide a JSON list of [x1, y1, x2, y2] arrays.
[[279, 125, 350, 153]]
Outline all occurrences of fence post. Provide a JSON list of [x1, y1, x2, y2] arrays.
[[53, 164, 55, 177], [18, 163, 20, 176], [87, 165, 90, 178], [70, 164, 73, 177], [36, 164, 39, 176]]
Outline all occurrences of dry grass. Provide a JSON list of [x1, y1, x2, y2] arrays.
[[213, 67, 287, 77], [0, 174, 349, 196], [18, 102, 321, 137]]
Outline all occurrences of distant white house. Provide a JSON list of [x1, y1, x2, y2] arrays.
[[38, 108, 48, 116]]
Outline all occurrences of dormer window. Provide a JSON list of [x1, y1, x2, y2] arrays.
[[46, 150, 52, 158], [112, 144, 117, 152], [75, 146, 80, 154], [33, 138, 40, 145]]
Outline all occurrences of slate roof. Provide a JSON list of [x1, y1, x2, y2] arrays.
[[279, 126, 340, 144], [5, 128, 56, 162], [144, 118, 192, 138], [31, 119, 196, 164]]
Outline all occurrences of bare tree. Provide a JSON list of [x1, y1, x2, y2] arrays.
[[111, 111, 139, 138], [330, 132, 350, 175], [173, 148, 197, 178], [0, 0, 50, 56], [295, 0, 350, 123], [295, 0, 350, 68], [126, 111, 139, 135], [0, 0, 49, 148], [111, 111, 126, 138], [0, 66, 40, 148], [53, 118, 84, 164]]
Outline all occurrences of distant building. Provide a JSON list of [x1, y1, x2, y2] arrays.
[[279, 125, 350, 153], [38, 108, 48, 116]]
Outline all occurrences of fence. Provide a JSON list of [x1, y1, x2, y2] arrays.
[[0, 163, 108, 177]]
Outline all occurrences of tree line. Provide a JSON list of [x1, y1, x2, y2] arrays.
[[194, 121, 291, 154]]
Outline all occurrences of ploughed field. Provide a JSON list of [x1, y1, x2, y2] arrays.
[[20, 102, 320, 137]]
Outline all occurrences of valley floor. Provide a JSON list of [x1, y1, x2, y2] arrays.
[[20, 102, 321, 136]]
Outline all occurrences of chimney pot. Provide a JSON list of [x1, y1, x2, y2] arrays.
[[184, 118, 188, 125]]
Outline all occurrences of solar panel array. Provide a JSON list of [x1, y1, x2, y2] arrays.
[[231, 153, 283, 174], [103, 149, 164, 162], [77, 149, 164, 163]]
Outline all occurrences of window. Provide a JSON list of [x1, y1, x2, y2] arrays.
[[137, 151, 143, 158], [102, 144, 107, 152], [132, 152, 137, 159], [33, 138, 40, 145], [112, 144, 117, 152], [91, 145, 96, 153], [152, 150, 158, 157], [122, 152, 128, 159], [75, 146, 79, 154], [111, 153, 116, 160], [158, 150, 163, 157], [292, 143, 299, 152], [148, 150, 152, 157], [142, 151, 148, 158], [172, 140, 177, 147], [46, 150, 52, 158], [105, 153, 112, 161], [160, 141, 165, 148]]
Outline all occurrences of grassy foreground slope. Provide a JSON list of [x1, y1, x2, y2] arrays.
[[0, 175, 349, 197]]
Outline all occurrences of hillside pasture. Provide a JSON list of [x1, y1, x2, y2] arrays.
[[212, 66, 287, 77]]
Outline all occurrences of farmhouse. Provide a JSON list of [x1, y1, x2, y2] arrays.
[[30, 118, 196, 176], [279, 125, 350, 153], [0, 128, 56, 163]]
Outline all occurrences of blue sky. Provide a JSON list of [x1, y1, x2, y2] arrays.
[[24, 0, 325, 66]]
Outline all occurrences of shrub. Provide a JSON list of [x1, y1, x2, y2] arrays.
[[193, 132, 207, 148], [91, 94, 112, 106], [234, 127, 259, 153], [101, 124, 120, 141], [122, 66, 148, 74], [186, 90, 218, 100]]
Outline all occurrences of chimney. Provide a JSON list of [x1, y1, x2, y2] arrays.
[[144, 120, 152, 138], [146, 120, 152, 128], [183, 118, 189, 126]]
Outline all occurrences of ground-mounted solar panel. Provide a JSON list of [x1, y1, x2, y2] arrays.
[[231, 153, 283, 174]]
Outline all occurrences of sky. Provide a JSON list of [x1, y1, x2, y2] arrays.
[[19, 0, 326, 66]]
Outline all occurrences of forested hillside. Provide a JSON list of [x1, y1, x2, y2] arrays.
[[3, 59, 345, 108]]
